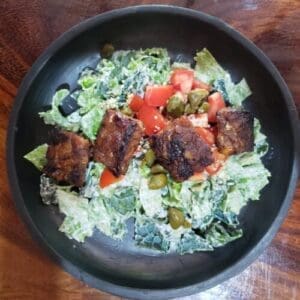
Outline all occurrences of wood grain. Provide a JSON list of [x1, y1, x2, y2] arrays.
[[0, 1, 299, 299]]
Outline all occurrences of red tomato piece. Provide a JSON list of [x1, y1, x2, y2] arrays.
[[195, 127, 215, 146], [192, 79, 211, 91], [170, 69, 194, 94], [144, 85, 174, 107], [207, 92, 226, 123], [129, 94, 144, 112], [99, 168, 124, 188], [206, 150, 226, 175], [137, 104, 167, 135]]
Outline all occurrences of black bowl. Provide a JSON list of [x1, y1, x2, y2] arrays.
[[7, 5, 299, 299]]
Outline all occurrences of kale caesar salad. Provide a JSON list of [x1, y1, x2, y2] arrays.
[[24, 46, 270, 255]]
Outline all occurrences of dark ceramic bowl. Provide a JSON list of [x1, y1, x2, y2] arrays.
[[7, 5, 299, 299]]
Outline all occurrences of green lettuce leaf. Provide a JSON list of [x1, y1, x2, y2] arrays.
[[57, 190, 94, 242], [89, 196, 127, 240], [254, 118, 269, 156], [39, 89, 81, 132], [107, 187, 137, 217], [139, 178, 167, 219], [177, 231, 213, 254], [194, 48, 251, 106], [24, 144, 48, 170], [80, 104, 105, 140], [188, 180, 214, 230], [217, 152, 271, 214], [135, 217, 170, 252], [205, 223, 243, 247]]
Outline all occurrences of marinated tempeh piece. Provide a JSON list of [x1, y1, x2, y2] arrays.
[[150, 117, 213, 182], [216, 107, 254, 155], [43, 130, 91, 187], [94, 109, 143, 176]]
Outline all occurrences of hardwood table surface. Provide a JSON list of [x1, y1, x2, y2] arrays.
[[0, 1, 299, 299]]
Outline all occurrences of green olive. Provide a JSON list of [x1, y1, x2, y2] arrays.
[[199, 101, 210, 113], [101, 43, 114, 58], [145, 149, 156, 167], [168, 207, 185, 229], [148, 174, 168, 189], [151, 164, 167, 174], [166, 95, 185, 118], [120, 106, 133, 116], [188, 89, 208, 106], [184, 103, 197, 114]]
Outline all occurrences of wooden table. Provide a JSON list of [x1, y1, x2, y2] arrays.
[[0, 1, 299, 299]]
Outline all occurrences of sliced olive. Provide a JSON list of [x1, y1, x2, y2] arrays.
[[199, 101, 210, 113], [120, 106, 133, 116], [166, 95, 185, 118], [145, 149, 156, 167], [101, 43, 114, 58], [151, 164, 167, 174], [168, 207, 185, 229], [148, 174, 168, 189]]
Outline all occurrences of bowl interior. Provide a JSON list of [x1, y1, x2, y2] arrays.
[[11, 8, 296, 292]]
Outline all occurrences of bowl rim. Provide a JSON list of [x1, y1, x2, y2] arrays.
[[6, 5, 300, 299]]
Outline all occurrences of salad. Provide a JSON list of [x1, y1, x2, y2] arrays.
[[24, 46, 270, 254]]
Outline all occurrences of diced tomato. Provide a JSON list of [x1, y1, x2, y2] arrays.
[[129, 94, 144, 112], [144, 85, 174, 107], [195, 127, 215, 145], [137, 104, 167, 135], [207, 92, 226, 123], [206, 150, 226, 175], [170, 69, 194, 94], [192, 79, 211, 91], [99, 168, 124, 188]]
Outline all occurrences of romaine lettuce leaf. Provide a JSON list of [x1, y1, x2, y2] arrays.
[[177, 231, 213, 254], [24, 144, 48, 170], [39, 89, 81, 132], [217, 152, 271, 214], [205, 223, 243, 247], [107, 187, 137, 217], [139, 178, 167, 219], [254, 118, 269, 156], [80, 104, 105, 140], [89, 196, 127, 240], [188, 180, 214, 230], [194, 48, 251, 106], [57, 190, 94, 242], [135, 217, 170, 252]]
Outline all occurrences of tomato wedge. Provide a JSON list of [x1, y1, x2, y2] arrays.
[[99, 168, 124, 188], [129, 94, 144, 112], [137, 104, 167, 135], [195, 127, 215, 146], [207, 92, 226, 123], [170, 69, 194, 94], [206, 150, 226, 175], [144, 85, 174, 107], [192, 79, 211, 91]]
